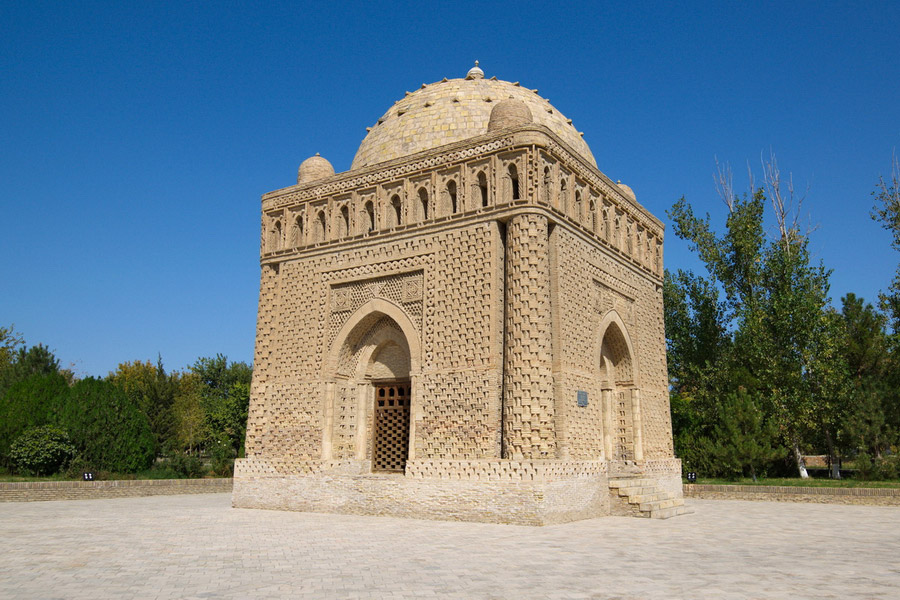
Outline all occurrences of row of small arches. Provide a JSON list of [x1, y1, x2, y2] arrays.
[[267, 166, 520, 251], [267, 167, 660, 274]]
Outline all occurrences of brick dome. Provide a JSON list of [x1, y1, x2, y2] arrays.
[[488, 99, 533, 131], [298, 153, 335, 184], [617, 181, 636, 201], [351, 66, 596, 170]]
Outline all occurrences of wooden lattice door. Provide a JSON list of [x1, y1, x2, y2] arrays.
[[373, 382, 410, 472]]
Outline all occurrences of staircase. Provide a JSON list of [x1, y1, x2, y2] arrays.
[[609, 476, 692, 519]]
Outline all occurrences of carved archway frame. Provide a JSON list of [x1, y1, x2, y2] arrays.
[[321, 298, 421, 464], [595, 309, 643, 462]]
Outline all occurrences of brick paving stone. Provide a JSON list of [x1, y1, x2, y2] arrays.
[[1, 494, 899, 599]]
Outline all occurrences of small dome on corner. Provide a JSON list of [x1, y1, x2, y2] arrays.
[[617, 181, 636, 201], [487, 98, 533, 131], [298, 153, 335, 184]]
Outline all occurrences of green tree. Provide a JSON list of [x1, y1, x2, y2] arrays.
[[172, 371, 205, 455], [663, 268, 730, 472], [59, 378, 155, 473], [13, 344, 61, 378], [0, 373, 69, 465], [667, 156, 840, 477], [706, 389, 780, 481], [190, 355, 252, 458], [108, 356, 177, 456], [872, 155, 900, 334], [838, 294, 895, 459], [0, 324, 24, 369], [0, 331, 60, 397], [841, 293, 889, 379], [664, 269, 730, 397]]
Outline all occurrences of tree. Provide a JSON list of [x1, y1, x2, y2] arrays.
[[841, 293, 889, 380], [663, 268, 731, 473], [13, 344, 61, 378], [190, 355, 252, 458], [108, 356, 177, 456], [667, 155, 839, 477], [0, 327, 62, 398], [172, 371, 205, 455], [59, 378, 155, 473], [0, 324, 26, 397], [706, 389, 780, 481], [664, 269, 730, 397], [872, 154, 900, 334], [0, 373, 69, 465], [0, 324, 24, 367], [838, 294, 896, 459]]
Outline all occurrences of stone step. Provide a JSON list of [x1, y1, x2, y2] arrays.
[[650, 505, 694, 519], [616, 485, 662, 498], [609, 478, 658, 489], [609, 476, 691, 519], [639, 497, 682, 512], [629, 491, 673, 504]]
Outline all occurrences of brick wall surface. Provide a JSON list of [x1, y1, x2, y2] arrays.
[[0, 478, 233, 503], [684, 484, 900, 506]]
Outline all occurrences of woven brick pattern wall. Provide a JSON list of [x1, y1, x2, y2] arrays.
[[553, 228, 673, 459], [503, 213, 556, 459]]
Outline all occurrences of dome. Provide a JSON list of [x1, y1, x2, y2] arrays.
[[298, 153, 334, 184], [617, 181, 636, 201], [351, 66, 596, 170], [488, 99, 533, 131]]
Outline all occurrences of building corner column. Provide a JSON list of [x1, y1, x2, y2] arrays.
[[502, 213, 556, 459]]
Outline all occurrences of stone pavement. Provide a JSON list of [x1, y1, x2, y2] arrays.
[[1, 494, 898, 599]]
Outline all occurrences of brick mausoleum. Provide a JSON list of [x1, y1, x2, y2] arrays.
[[232, 63, 686, 524]]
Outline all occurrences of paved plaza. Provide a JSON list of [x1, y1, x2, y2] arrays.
[[1, 494, 898, 599]]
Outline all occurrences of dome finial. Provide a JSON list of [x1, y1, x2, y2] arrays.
[[466, 60, 484, 80]]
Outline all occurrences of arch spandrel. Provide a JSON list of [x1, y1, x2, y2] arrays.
[[324, 298, 421, 379]]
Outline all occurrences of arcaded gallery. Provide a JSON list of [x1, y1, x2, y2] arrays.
[[232, 63, 687, 524]]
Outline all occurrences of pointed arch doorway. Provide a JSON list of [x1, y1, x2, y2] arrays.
[[597, 312, 643, 464], [324, 298, 419, 474]]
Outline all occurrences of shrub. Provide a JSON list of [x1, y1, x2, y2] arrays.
[[855, 452, 900, 480], [167, 452, 204, 478], [9, 426, 76, 476], [208, 433, 234, 476]]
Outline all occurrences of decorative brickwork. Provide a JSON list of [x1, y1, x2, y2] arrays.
[[503, 214, 556, 459], [234, 65, 682, 524]]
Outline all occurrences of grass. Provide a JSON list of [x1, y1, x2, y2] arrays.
[[689, 477, 900, 489]]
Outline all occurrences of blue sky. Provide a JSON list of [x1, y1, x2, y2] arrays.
[[2, 1, 899, 377]]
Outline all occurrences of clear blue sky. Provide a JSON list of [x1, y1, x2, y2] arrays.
[[2, 1, 899, 377]]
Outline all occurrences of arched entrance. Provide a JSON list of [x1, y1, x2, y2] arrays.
[[323, 299, 418, 473], [597, 312, 642, 463]]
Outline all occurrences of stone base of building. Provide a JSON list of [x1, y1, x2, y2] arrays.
[[233, 457, 682, 525]]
